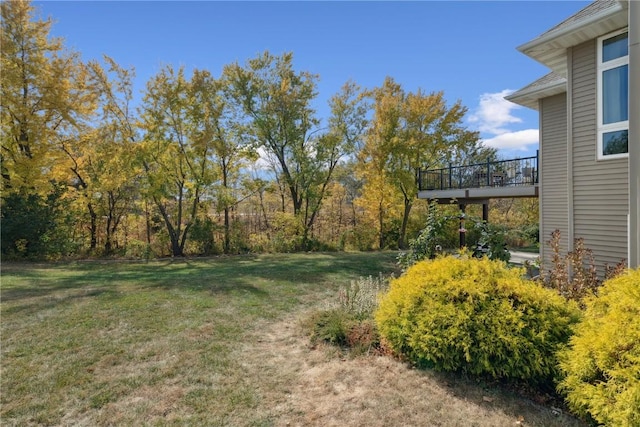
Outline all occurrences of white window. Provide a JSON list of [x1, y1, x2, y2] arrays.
[[597, 29, 628, 160]]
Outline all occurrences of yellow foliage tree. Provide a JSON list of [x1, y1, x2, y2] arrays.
[[1, 0, 94, 195], [357, 77, 478, 248]]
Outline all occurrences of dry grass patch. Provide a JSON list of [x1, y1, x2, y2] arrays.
[[235, 314, 586, 427]]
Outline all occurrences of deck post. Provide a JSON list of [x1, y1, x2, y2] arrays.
[[449, 163, 452, 189], [482, 203, 489, 222], [459, 204, 466, 248]]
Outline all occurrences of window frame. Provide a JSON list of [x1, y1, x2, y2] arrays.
[[596, 28, 629, 160]]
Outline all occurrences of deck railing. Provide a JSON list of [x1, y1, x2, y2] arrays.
[[417, 151, 538, 191]]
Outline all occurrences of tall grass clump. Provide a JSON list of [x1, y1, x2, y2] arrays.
[[557, 268, 640, 426], [376, 256, 581, 385], [308, 274, 391, 354]]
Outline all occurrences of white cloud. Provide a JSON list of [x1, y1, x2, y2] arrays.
[[469, 89, 539, 154], [482, 129, 539, 151], [469, 89, 522, 135], [254, 146, 273, 170]]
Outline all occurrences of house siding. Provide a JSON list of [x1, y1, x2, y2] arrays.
[[539, 93, 569, 268], [570, 39, 629, 269]]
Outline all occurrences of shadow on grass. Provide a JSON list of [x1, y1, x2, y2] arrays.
[[1, 288, 119, 316], [0, 252, 399, 308], [419, 368, 586, 426]]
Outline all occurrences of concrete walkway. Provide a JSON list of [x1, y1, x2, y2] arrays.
[[509, 251, 539, 265]]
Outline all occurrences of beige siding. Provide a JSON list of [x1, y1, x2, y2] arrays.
[[570, 40, 629, 269], [539, 93, 569, 268]]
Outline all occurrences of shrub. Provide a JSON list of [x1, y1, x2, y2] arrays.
[[1, 188, 75, 259], [188, 217, 218, 255], [124, 239, 153, 259], [557, 269, 640, 426], [542, 229, 626, 306], [307, 309, 381, 356], [308, 309, 353, 346], [375, 256, 581, 384], [471, 220, 511, 263], [307, 274, 390, 354], [345, 318, 379, 355], [398, 200, 449, 268]]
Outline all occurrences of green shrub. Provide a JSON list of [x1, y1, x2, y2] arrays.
[[375, 256, 580, 384], [124, 239, 153, 259], [307, 309, 380, 355], [1, 188, 76, 259], [308, 309, 353, 346], [398, 200, 449, 268], [557, 269, 640, 426], [471, 220, 511, 263]]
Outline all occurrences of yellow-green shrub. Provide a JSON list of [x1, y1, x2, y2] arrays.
[[375, 256, 580, 383], [557, 268, 640, 426]]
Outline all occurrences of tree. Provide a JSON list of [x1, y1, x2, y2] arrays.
[[84, 57, 141, 253], [359, 77, 479, 248], [205, 73, 256, 253], [1, 0, 97, 257], [224, 52, 366, 248], [139, 66, 217, 257], [1, 0, 93, 194]]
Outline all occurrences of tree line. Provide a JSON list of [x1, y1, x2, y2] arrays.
[[2, 0, 506, 259]]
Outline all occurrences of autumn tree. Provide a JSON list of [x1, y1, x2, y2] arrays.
[[201, 73, 257, 253], [359, 77, 479, 248], [357, 78, 404, 249], [224, 52, 366, 248], [81, 57, 141, 253], [140, 66, 223, 257], [0, 0, 93, 193], [1, 0, 95, 257]]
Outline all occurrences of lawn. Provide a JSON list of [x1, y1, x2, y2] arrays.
[[1, 252, 585, 426]]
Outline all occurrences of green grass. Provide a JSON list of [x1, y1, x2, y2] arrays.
[[1, 252, 399, 426]]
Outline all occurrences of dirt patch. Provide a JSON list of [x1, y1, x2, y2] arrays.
[[237, 313, 585, 427]]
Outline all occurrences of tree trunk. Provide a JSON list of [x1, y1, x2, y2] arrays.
[[378, 200, 385, 249], [87, 202, 97, 252], [224, 207, 230, 254], [155, 198, 184, 257], [398, 196, 413, 249]]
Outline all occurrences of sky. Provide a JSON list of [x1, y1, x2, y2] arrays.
[[33, 0, 591, 160]]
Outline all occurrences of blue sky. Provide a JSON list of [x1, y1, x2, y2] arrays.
[[34, 0, 591, 159]]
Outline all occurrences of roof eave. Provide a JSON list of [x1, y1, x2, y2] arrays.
[[506, 80, 567, 110], [516, 1, 628, 72]]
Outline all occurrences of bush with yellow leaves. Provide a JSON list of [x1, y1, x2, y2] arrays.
[[375, 256, 581, 384], [557, 268, 640, 426]]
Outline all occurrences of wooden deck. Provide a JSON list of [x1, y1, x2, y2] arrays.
[[417, 153, 539, 203]]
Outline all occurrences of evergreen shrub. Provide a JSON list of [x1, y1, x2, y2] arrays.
[[375, 256, 581, 384], [557, 268, 640, 426]]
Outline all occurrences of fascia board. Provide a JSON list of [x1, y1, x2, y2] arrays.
[[516, 1, 626, 56]]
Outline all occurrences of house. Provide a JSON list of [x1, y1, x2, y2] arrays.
[[506, 0, 639, 271]]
